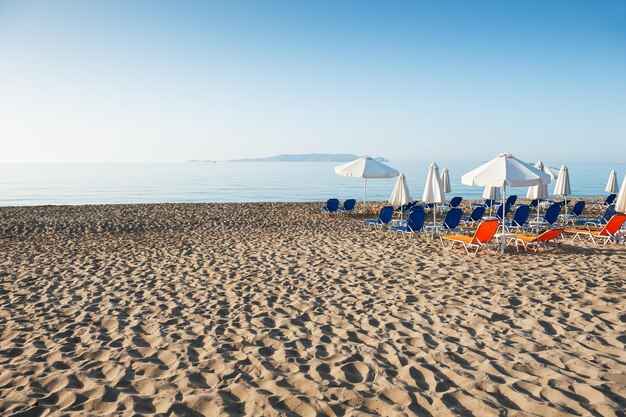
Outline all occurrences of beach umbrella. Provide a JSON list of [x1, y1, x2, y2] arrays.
[[605, 170, 618, 194], [389, 173, 412, 218], [482, 186, 502, 200], [542, 163, 560, 179], [553, 165, 571, 197], [616, 173, 626, 214], [334, 156, 399, 212], [482, 186, 501, 216], [422, 163, 445, 225], [554, 165, 571, 222], [441, 168, 451, 194], [462, 153, 551, 252], [526, 161, 554, 200], [526, 161, 554, 221]]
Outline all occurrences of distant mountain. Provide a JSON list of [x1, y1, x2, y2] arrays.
[[224, 154, 389, 163]]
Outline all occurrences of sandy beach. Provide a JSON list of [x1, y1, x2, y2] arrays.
[[0, 201, 624, 416]]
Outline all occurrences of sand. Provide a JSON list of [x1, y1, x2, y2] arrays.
[[0, 201, 624, 416]]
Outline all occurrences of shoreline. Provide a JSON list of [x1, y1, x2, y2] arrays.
[[0, 194, 613, 209]]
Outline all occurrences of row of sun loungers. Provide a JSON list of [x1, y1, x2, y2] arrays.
[[323, 195, 625, 254], [321, 198, 356, 214]]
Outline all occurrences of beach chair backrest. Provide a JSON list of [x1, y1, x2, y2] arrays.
[[443, 208, 463, 230], [406, 209, 426, 232], [601, 205, 616, 223], [600, 214, 626, 236], [449, 196, 463, 208], [326, 199, 339, 211], [506, 195, 518, 206], [496, 203, 512, 220], [469, 206, 486, 222], [343, 199, 356, 211], [537, 228, 564, 242], [378, 206, 394, 224], [511, 204, 531, 227], [543, 203, 562, 225], [495, 204, 504, 220], [571, 201, 585, 216], [410, 204, 425, 212], [605, 194, 617, 205], [485, 199, 495, 208], [471, 219, 500, 244], [529, 199, 539, 208]]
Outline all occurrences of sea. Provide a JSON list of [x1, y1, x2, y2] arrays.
[[0, 162, 623, 207]]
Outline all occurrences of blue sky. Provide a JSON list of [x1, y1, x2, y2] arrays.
[[1, 0, 625, 163]]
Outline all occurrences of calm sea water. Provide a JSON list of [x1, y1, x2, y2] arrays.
[[0, 162, 623, 206]]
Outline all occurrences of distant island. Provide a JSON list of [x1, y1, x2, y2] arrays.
[[190, 154, 388, 163]]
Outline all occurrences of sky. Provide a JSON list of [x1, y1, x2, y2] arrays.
[[0, 0, 625, 163]]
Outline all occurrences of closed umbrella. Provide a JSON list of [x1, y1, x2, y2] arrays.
[[554, 165, 571, 222], [616, 173, 626, 214], [389, 173, 412, 218], [526, 161, 555, 221], [462, 153, 551, 252], [422, 163, 445, 226], [334, 156, 399, 212], [482, 186, 501, 216], [483, 186, 501, 200], [441, 168, 451, 194], [526, 161, 552, 200], [605, 170, 618, 194]]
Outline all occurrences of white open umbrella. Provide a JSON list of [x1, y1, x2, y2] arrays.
[[334, 156, 399, 212], [606, 170, 618, 194], [462, 153, 551, 252], [554, 165, 571, 222], [422, 163, 445, 225], [389, 173, 412, 218], [441, 168, 451, 194], [616, 173, 626, 214]]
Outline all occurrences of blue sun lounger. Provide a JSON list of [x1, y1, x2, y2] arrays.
[[390, 209, 426, 237], [528, 202, 562, 232], [364, 206, 394, 228], [561, 201, 585, 224], [426, 207, 463, 236], [338, 199, 356, 214], [495, 201, 513, 221], [504, 204, 531, 232], [494, 195, 518, 208], [589, 194, 617, 207], [573, 204, 616, 228], [461, 206, 486, 226], [472, 198, 496, 208], [322, 198, 339, 214]]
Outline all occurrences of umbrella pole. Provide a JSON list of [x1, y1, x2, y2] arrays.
[[363, 178, 367, 213], [536, 199, 541, 222], [500, 185, 506, 253]]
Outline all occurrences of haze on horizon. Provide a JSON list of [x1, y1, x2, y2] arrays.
[[1, 0, 625, 164]]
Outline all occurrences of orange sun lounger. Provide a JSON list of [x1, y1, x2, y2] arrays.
[[440, 219, 500, 255], [512, 228, 565, 252], [564, 213, 626, 245]]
